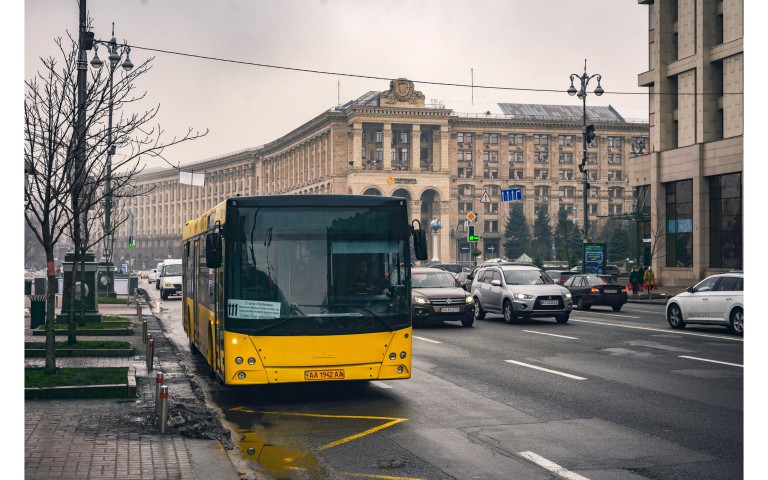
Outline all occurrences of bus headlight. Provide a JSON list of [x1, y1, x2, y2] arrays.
[[238, 372, 246, 380], [400, 351, 407, 359], [397, 366, 404, 374], [389, 353, 396, 360], [247, 357, 256, 365], [235, 357, 243, 365]]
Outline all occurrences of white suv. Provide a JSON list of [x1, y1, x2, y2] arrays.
[[471, 264, 573, 324], [665, 272, 744, 335]]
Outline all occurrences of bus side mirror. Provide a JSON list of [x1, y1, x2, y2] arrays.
[[412, 224, 428, 261], [206, 232, 222, 269]]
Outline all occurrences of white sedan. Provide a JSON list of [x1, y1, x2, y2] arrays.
[[665, 272, 743, 335]]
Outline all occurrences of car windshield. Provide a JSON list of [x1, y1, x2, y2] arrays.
[[585, 275, 608, 285], [412, 272, 458, 288], [503, 270, 552, 285], [163, 264, 182, 276]]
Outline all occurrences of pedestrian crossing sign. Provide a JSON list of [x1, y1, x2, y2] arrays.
[[480, 190, 491, 203]]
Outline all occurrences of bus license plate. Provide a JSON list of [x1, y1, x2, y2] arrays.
[[441, 307, 461, 312], [540, 300, 558, 306], [304, 369, 345, 381]]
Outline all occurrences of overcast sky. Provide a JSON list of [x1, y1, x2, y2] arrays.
[[24, 0, 652, 170]]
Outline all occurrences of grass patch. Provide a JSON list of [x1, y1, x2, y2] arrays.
[[25, 340, 131, 350], [102, 315, 130, 322], [98, 296, 129, 304], [25, 367, 128, 388], [51, 321, 132, 330]]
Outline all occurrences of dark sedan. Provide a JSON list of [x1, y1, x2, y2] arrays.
[[411, 267, 475, 327], [563, 274, 628, 311]]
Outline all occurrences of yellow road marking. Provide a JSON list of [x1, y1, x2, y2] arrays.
[[229, 408, 408, 451], [340, 472, 424, 480]]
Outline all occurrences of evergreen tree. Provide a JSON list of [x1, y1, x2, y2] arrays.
[[503, 203, 531, 260], [608, 222, 631, 261], [554, 207, 583, 267], [532, 207, 553, 261]]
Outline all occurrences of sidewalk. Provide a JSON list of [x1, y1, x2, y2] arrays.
[[23, 295, 259, 480]]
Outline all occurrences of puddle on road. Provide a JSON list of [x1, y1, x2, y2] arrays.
[[238, 430, 322, 478]]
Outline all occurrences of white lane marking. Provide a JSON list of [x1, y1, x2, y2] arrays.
[[574, 311, 639, 319], [504, 360, 587, 380], [413, 336, 442, 344], [679, 355, 743, 368], [521, 330, 579, 340], [371, 381, 393, 389], [518, 451, 591, 480], [570, 319, 744, 342]]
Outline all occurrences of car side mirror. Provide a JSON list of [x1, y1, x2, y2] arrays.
[[491, 279, 501, 287], [205, 232, 222, 269], [686, 287, 694, 293]]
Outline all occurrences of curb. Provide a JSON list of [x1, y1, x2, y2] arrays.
[[24, 348, 135, 357], [32, 328, 134, 336]]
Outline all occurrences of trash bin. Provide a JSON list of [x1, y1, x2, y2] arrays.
[[25, 279, 32, 295], [34, 277, 46, 294], [29, 295, 46, 329]]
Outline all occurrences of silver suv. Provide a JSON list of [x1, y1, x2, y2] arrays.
[[471, 264, 573, 324]]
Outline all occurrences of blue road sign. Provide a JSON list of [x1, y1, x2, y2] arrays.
[[501, 188, 522, 202]]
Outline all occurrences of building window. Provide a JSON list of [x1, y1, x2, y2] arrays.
[[458, 167, 473, 178], [509, 168, 524, 179], [483, 167, 499, 179], [534, 169, 549, 180], [559, 135, 575, 147], [559, 186, 575, 198], [590, 187, 600, 198], [588, 153, 598, 164], [535, 204, 549, 215], [483, 151, 498, 163], [709, 173, 742, 268], [484, 220, 499, 233], [533, 134, 549, 148], [508, 151, 523, 163], [458, 202, 473, 214], [509, 133, 524, 146], [665, 179, 693, 268], [608, 204, 623, 215], [559, 153, 574, 164], [535, 153, 549, 163], [607, 170, 622, 182], [376, 131, 382, 143], [589, 204, 597, 215], [558, 169, 574, 181], [483, 202, 499, 214], [482, 133, 498, 145], [459, 185, 474, 196], [607, 136, 623, 149], [458, 150, 464, 161], [457, 132, 473, 145]]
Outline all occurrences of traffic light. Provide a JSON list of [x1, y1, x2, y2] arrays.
[[128, 236, 135, 248], [584, 124, 596, 144], [467, 225, 479, 242]]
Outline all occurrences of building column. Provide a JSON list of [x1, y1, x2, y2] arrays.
[[382, 124, 392, 170], [352, 123, 363, 168], [438, 127, 450, 172], [411, 124, 421, 171]]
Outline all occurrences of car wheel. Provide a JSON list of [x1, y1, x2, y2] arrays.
[[461, 316, 474, 327], [728, 308, 743, 336], [473, 299, 486, 320], [577, 297, 591, 310], [612, 305, 622, 312], [556, 313, 570, 324], [161, 289, 168, 300], [503, 300, 515, 324], [667, 304, 686, 329]]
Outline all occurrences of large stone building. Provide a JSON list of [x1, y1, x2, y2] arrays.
[[630, 0, 743, 286], [115, 78, 648, 271]]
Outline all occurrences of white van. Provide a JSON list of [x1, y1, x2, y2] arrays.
[[155, 262, 164, 290], [159, 259, 183, 300]]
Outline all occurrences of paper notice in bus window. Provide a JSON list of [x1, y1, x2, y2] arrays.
[[227, 299, 281, 319]]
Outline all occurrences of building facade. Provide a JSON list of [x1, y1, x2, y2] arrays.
[[631, 0, 743, 286], [115, 79, 648, 271]]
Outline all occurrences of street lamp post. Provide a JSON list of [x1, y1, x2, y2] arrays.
[[90, 23, 133, 289], [567, 59, 603, 243]]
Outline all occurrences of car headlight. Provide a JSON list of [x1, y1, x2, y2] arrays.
[[563, 292, 572, 299], [465, 295, 474, 304], [164, 280, 173, 287], [413, 295, 429, 305], [514, 292, 533, 300]]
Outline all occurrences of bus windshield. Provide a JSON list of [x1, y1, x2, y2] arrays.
[[225, 205, 410, 335]]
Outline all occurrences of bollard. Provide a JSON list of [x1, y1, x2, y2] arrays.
[[146, 337, 154, 371], [159, 385, 169, 434], [142, 319, 148, 343], [155, 371, 165, 414], [137, 303, 142, 318]]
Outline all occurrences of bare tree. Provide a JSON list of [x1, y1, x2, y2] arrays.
[[25, 30, 207, 370]]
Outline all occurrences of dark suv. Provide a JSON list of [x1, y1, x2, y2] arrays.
[[470, 264, 573, 324]]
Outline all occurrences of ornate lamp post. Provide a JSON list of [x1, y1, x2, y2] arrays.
[[567, 60, 603, 243], [430, 218, 442, 263], [90, 23, 134, 292]]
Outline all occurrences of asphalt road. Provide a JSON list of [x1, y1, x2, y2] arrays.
[[147, 282, 744, 480]]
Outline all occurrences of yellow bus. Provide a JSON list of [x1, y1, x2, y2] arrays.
[[181, 195, 427, 385]]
